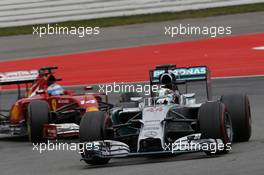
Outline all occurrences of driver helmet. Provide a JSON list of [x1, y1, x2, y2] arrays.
[[156, 88, 174, 104], [47, 83, 64, 96]]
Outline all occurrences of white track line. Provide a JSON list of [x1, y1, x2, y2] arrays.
[[253, 46, 264, 50]]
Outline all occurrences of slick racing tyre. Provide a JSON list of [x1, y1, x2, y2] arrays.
[[198, 101, 233, 155], [221, 94, 251, 142], [27, 100, 50, 143], [79, 111, 112, 165]]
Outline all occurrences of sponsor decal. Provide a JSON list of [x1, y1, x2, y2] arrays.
[[146, 107, 163, 112], [58, 99, 70, 104], [0, 70, 38, 83], [145, 120, 160, 123], [144, 131, 158, 138], [143, 126, 160, 131], [153, 67, 207, 78], [80, 99, 96, 105]]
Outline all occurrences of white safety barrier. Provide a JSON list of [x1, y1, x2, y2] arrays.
[[0, 0, 263, 27]]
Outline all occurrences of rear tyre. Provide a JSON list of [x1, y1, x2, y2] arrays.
[[79, 111, 112, 165], [198, 101, 233, 155], [27, 100, 50, 143], [221, 94, 251, 142]]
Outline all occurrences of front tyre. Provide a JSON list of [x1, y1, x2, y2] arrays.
[[79, 111, 112, 165], [27, 100, 50, 143]]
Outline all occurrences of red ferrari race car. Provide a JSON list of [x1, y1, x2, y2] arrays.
[[0, 66, 112, 143]]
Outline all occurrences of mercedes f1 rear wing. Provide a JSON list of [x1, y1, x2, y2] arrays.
[[149, 64, 212, 100]]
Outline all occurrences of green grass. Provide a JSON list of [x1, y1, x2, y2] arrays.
[[1, 3, 264, 36]]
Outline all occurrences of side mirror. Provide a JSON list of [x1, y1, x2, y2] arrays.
[[84, 86, 93, 91], [36, 89, 45, 94], [130, 97, 143, 102], [180, 93, 196, 105]]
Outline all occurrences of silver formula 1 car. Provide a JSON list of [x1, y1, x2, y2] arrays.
[[79, 64, 251, 165]]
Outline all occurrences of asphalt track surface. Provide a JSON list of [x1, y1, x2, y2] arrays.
[[1, 77, 264, 175], [0, 12, 264, 175]]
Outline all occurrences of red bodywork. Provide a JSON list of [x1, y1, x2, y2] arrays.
[[9, 67, 100, 124], [1, 67, 104, 138], [9, 92, 100, 124]]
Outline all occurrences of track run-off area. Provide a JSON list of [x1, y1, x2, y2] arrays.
[[0, 32, 264, 87]]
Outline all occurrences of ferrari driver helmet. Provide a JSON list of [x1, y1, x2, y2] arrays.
[[47, 83, 64, 96]]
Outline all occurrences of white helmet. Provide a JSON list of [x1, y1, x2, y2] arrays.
[[156, 88, 174, 104], [157, 88, 174, 96]]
